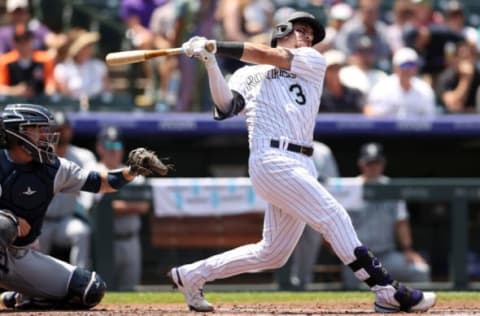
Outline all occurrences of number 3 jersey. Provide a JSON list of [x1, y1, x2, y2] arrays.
[[228, 47, 326, 147]]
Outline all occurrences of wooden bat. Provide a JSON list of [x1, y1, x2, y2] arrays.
[[106, 41, 216, 66]]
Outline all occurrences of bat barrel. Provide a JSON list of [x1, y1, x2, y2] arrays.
[[106, 50, 147, 66]]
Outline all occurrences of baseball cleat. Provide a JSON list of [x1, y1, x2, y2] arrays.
[[373, 283, 437, 313], [167, 267, 214, 312]]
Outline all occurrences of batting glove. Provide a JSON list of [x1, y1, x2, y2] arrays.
[[182, 36, 209, 57], [193, 46, 217, 67]]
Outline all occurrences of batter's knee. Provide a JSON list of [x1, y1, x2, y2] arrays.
[[256, 241, 292, 270], [65, 268, 106, 309]]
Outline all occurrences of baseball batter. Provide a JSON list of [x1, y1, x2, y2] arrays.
[[169, 11, 436, 313], [0, 104, 170, 310]]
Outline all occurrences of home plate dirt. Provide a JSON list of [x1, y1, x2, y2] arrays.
[[1, 300, 479, 315]]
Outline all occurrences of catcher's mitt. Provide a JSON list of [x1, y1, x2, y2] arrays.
[[127, 147, 174, 176]]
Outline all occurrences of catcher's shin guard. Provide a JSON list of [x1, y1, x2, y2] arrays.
[[65, 268, 106, 309]]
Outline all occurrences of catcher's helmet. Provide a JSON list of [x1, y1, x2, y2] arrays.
[[1, 103, 59, 164], [270, 11, 325, 47]]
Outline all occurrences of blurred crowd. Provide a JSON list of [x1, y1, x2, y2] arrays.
[[1, 0, 480, 114]]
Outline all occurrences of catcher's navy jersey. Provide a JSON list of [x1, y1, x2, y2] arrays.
[[0, 150, 91, 246]]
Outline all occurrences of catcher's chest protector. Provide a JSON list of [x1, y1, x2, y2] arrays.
[[0, 150, 56, 246]]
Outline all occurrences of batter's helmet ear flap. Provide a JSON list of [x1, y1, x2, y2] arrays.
[[270, 22, 294, 47]]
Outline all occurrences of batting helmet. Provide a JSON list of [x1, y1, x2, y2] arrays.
[[270, 11, 325, 47], [1, 103, 59, 164]]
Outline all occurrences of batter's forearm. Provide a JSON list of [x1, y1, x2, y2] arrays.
[[216, 41, 293, 70], [206, 61, 233, 111], [240, 43, 292, 70]]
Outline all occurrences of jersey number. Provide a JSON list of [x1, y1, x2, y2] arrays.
[[289, 84, 306, 105]]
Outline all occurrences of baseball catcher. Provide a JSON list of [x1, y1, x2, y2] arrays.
[[0, 103, 172, 310]]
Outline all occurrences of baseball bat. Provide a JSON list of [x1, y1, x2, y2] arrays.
[[106, 41, 216, 66]]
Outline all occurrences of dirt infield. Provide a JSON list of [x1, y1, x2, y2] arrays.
[[1, 300, 479, 315]]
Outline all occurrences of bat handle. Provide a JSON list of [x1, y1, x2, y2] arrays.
[[205, 41, 216, 53]]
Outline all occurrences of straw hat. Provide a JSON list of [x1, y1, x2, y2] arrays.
[[67, 31, 99, 57]]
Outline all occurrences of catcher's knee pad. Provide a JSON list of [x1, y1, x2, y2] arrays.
[[66, 268, 106, 309], [348, 246, 393, 287], [0, 209, 18, 247]]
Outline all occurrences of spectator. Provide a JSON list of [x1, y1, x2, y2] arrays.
[[278, 141, 340, 291], [95, 126, 150, 291], [316, 2, 353, 53], [403, 22, 465, 86], [342, 142, 431, 290], [334, 0, 391, 72], [385, 0, 416, 52], [411, 0, 444, 28], [0, 25, 56, 98], [442, 0, 478, 50], [436, 41, 480, 113], [120, 0, 165, 105], [216, 0, 273, 75], [39, 112, 97, 269], [171, 0, 219, 112], [0, 0, 55, 54], [149, 1, 179, 109], [54, 29, 111, 99], [241, 0, 274, 44], [338, 35, 388, 95], [365, 47, 436, 118], [320, 49, 366, 113]]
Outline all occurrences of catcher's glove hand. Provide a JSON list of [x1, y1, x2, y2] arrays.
[[126, 147, 174, 176]]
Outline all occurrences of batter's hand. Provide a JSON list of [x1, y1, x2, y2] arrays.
[[182, 36, 207, 57], [182, 37, 217, 65]]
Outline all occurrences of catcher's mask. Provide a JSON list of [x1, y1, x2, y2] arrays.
[[270, 11, 325, 48], [1, 103, 59, 164]]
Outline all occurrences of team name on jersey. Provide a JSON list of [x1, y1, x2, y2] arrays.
[[245, 68, 297, 91]]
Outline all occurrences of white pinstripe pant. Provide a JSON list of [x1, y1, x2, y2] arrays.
[[178, 146, 362, 289]]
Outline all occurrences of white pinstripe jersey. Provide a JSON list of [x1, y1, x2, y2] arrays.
[[228, 47, 326, 147]]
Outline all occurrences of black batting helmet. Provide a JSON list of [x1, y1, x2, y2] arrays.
[[1, 103, 59, 164], [270, 11, 325, 47]]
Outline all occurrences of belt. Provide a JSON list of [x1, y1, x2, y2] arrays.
[[270, 139, 313, 157]]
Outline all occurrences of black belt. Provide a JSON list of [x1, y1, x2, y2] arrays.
[[270, 139, 313, 157]]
